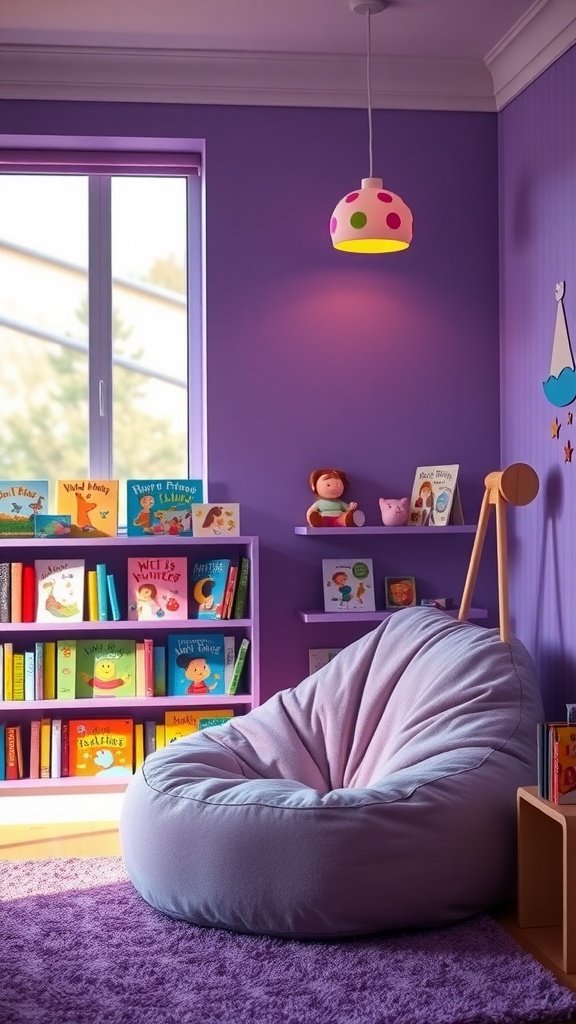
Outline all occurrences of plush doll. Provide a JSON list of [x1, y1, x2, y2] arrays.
[[378, 497, 409, 526], [307, 469, 365, 527]]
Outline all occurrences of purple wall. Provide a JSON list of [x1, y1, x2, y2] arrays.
[[499, 43, 576, 718], [1, 100, 501, 701]]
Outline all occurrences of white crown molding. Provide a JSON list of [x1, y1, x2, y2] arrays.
[[0, 0, 574, 115], [0, 44, 495, 112], [486, 0, 576, 110]]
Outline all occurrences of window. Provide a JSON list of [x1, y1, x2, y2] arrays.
[[0, 147, 205, 523]]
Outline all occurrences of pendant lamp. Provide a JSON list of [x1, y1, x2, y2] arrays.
[[330, 0, 413, 253]]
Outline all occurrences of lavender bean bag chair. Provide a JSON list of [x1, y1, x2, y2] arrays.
[[120, 607, 543, 938]]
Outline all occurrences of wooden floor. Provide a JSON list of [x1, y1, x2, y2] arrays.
[[1, 821, 575, 1002]]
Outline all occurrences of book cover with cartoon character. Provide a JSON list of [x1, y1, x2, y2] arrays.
[[0, 480, 49, 537], [68, 718, 134, 777], [127, 555, 188, 621], [34, 559, 86, 623], [167, 633, 226, 696], [75, 638, 136, 699], [126, 479, 203, 537], [56, 479, 119, 538]]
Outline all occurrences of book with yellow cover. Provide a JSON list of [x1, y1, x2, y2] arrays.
[[68, 718, 134, 777], [40, 717, 51, 778], [56, 479, 119, 538], [164, 708, 233, 744]]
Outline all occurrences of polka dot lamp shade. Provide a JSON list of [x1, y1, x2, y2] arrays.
[[330, 177, 413, 253]]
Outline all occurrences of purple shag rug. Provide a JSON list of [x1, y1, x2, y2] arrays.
[[1, 858, 576, 1024]]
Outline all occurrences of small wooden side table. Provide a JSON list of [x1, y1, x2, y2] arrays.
[[517, 785, 576, 973]]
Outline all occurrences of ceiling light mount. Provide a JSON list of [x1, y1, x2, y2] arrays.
[[330, 0, 413, 253], [349, 0, 388, 15]]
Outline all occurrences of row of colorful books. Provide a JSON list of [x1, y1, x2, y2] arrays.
[[0, 709, 235, 781], [0, 555, 250, 624], [0, 635, 250, 702], [537, 714, 576, 803], [0, 478, 242, 540]]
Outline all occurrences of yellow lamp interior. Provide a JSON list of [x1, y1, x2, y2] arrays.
[[333, 237, 410, 253]]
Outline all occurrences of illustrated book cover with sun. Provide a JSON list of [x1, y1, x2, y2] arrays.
[[75, 638, 137, 699], [408, 465, 463, 527], [126, 479, 204, 536], [68, 718, 134, 777], [34, 559, 86, 623], [0, 480, 49, 537], [190, 558, 230, 619], [56, 479, 119, 538], [167, 633, 227, 697], [127, 555, 188, 621]]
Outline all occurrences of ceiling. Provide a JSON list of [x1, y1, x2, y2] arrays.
[[0, 0, 575, 112]]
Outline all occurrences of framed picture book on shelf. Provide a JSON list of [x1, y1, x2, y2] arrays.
[[126, 479, 204, 536], [127, 555, 188, 621], [56, 479, 119, 538], [322, 558, 376, 612], [408, 465, 463, 527], [0, 480, 49, 538], [385, 576, 417, 610]]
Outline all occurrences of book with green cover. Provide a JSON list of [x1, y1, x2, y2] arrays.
[[76, 638, 136, 699]]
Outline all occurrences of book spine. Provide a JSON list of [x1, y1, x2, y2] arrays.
[[224, 635, 235, 691], [228, 638, 250, 695], [4, 642, 13, 701], [96, 563, 108, 621], [232, 558, 250, 618], [24, 651, 35, 701], [221, 564, 238, 619], [135, 642, 146, 698], [10, 562, 22, 623], [107, 573, 121, 621], [144, 720, 157, 758], [51, 719, 62, 779], [40, 717, 52, 778], [12, 653, 24, 701], [134, 722, 145, 771], [0, 563, 10, 623], [22, 564, 36, 622], [0, 723, 4, 781], [0, 642, 3, 701], [155, 723, 166, 750], [56, 640, 76, 700], [144, 638, 154, 698], [29, 720, 41, 779], [61, 719, 70, 777], [5, 725, 19, 780], [43, 642, 56, 701], [87, 570, 99, 621], [34, 641, 44, 700], [153, 645, 166, 697]]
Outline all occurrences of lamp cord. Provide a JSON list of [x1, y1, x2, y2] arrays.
[[366, 11, 373, 179]]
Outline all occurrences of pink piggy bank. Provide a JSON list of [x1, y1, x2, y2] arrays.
[[379, 497, 409, 526]]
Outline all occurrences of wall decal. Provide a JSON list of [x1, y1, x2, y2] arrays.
[[565, 441, 574, 463], [543, 282, 576, 407], [552, 417, 561, 438], [568, 411, 573, 425]]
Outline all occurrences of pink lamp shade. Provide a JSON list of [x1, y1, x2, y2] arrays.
[[330, 177, 413, 253]]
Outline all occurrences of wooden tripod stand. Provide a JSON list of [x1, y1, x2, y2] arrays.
[[457, 463, 539, 643]]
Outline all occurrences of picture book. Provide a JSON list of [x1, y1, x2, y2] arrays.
[[190, 558, 230, 619], [0, 480, 49, 538], [167, 633, 226, 696], [127, 555, 188, 621], [551, 725, 576, 804], [385, 576, 417, 610], [68, 718, 134, 777], [75, 638, 137, 699], [56, 639, 76, 700], [33, 514, 72, 538], [308, 648, 343, 675], [191, 503, 240, 537], [228, 637, 250, 695], [56, 479, 119, 538], [126, 479, 204, 537], [408, 465, 463, 527], [34, 559, 85, 623], [164, 709, 234, 744], [322, 558, 376, 612], [232, 557, 250, 619]]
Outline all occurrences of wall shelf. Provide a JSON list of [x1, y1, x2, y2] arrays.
[[294, 525, 478, 536], [298, 608, 487, 624]]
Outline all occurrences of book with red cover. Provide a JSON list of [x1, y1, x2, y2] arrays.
[[22, 564, 35, 622], [68, 719, 134, 777]]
